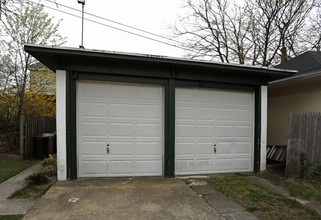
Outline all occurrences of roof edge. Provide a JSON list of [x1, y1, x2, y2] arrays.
[[24, 44, 297, 77], [269, 70, 321, 85]]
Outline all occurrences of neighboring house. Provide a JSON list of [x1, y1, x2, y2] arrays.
[[268, 51, 321, 146], [24, 44, 293, 180], [29, 62, 56, 94]]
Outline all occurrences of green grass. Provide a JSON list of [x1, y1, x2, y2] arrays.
[[258, 173, 321, 206], [0, 156, 40, 184], [12, 156, 57, 199], [14, 183, 51, 199], [209, 175, 321, 220], [0, 215, 24, 220]]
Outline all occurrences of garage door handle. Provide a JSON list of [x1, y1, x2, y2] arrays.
[[214, 144, 216, 153], [106, 144, 110, 154]]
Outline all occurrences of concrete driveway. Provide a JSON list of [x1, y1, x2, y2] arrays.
[[23, 177, 223, 220]]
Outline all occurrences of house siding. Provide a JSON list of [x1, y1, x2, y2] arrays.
[[268, 89, 321, 146]]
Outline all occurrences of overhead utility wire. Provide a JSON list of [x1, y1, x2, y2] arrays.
[[28, 0, 195, 52], [42, 4, 191, 51], [45, 0, 181, 45]]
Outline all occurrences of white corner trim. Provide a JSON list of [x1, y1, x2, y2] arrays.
[[56, 70, 67, 180], [260, 86, 267, 171]]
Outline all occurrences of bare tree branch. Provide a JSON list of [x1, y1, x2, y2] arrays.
[[171, 0, 318, 66]]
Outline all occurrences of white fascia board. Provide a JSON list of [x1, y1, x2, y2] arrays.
[[269, 70, 321, 85], [56, 70, 67, 180]]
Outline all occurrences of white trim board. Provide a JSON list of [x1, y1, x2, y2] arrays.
[[260, 86, 267, 171], [56, 70, 67, 180]]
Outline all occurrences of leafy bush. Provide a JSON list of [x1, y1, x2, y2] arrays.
[[42, 154, 57, 177], [43, 154, 56, 166], [42, 165, 57, 177], [0, 132, 19, 153], [26, 172, 50, 185]]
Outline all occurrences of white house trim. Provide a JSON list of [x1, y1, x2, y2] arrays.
[[260, 85, 267, 171], [56, 70, 67, 180]]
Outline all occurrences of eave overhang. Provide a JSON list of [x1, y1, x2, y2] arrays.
[[24, 44, 296, 83]]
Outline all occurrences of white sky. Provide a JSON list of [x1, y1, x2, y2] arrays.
[[40, 0, 186, 57]]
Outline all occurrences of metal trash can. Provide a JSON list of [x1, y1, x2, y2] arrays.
[[33, 135, 49, 159], [43, 133, 55, 155]]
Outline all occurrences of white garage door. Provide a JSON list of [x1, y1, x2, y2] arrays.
[[175, 88, 254, 175], [77, 81, 163, 177]]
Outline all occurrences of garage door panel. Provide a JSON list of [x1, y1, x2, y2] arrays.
[[234, 157, 251, 171], [198, 107, 215, 120], [197, 90, 217, 103], [176, 106, 195, 120], [215, 158, 233, 171], [235, 126, 251, 138], [234, 93, 252, 105], [197, 125, 216, 137], [217, 92, 235, 104], [136, 123, 160, 137], [217, 108, 234, 121], [176, 124, 195, 137], [80, 141, 106, 155], [110, 161, 134, 175], [82, 160, 107, 175], [82, 103, 107, 117], [136, 86, 162, 100], [110, 123, 133, 137], [176, 87, 253, 175], [215, 142, 233, 154], [176, 142, 195, 156], [196, 159, 214, 172], [109, 142, 133, 156], [217, 125, 234, 138], [136, 160, 162, 175], [235, 109, 251, 121], [110, 104, 133, 118], [176, 89, 195, 102], [81, 83, 107, 97], [110, 84, 134, 99], [235, 142, 251, 153], [175, 159, 194, 173], [78, 82, 163, 177], [136, 142, 161, 156], [81, 122, 107, 137], [197, 142, 214, 155], [136, 105, 160, 119]]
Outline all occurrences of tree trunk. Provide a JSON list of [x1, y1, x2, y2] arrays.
[[281, 47, 288, 63]]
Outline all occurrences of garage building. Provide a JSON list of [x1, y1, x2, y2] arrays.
[[24, 44, 294, 180]]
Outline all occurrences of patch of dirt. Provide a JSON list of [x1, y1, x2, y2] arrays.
[[0, 152, 20, 160], [266, 160, 285, 177], [0, 144, 21, 159]]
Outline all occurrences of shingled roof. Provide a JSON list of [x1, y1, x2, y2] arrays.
[[275, 51, 321, 75]]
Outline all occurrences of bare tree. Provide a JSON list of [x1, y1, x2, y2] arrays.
[[172, 0, 318, 66], [226, 3, 255, 64], [0, 0, 17, 21], [301, 2, 321, 52], [252, 0, 315, 65], [173, 0, 252, 64]]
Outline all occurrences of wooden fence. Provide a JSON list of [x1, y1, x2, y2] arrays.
[[20, 113, 56, 159], [286, 112, 321, 177]]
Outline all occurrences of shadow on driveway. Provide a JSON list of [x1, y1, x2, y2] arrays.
[[23, 177, 223, 220]]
